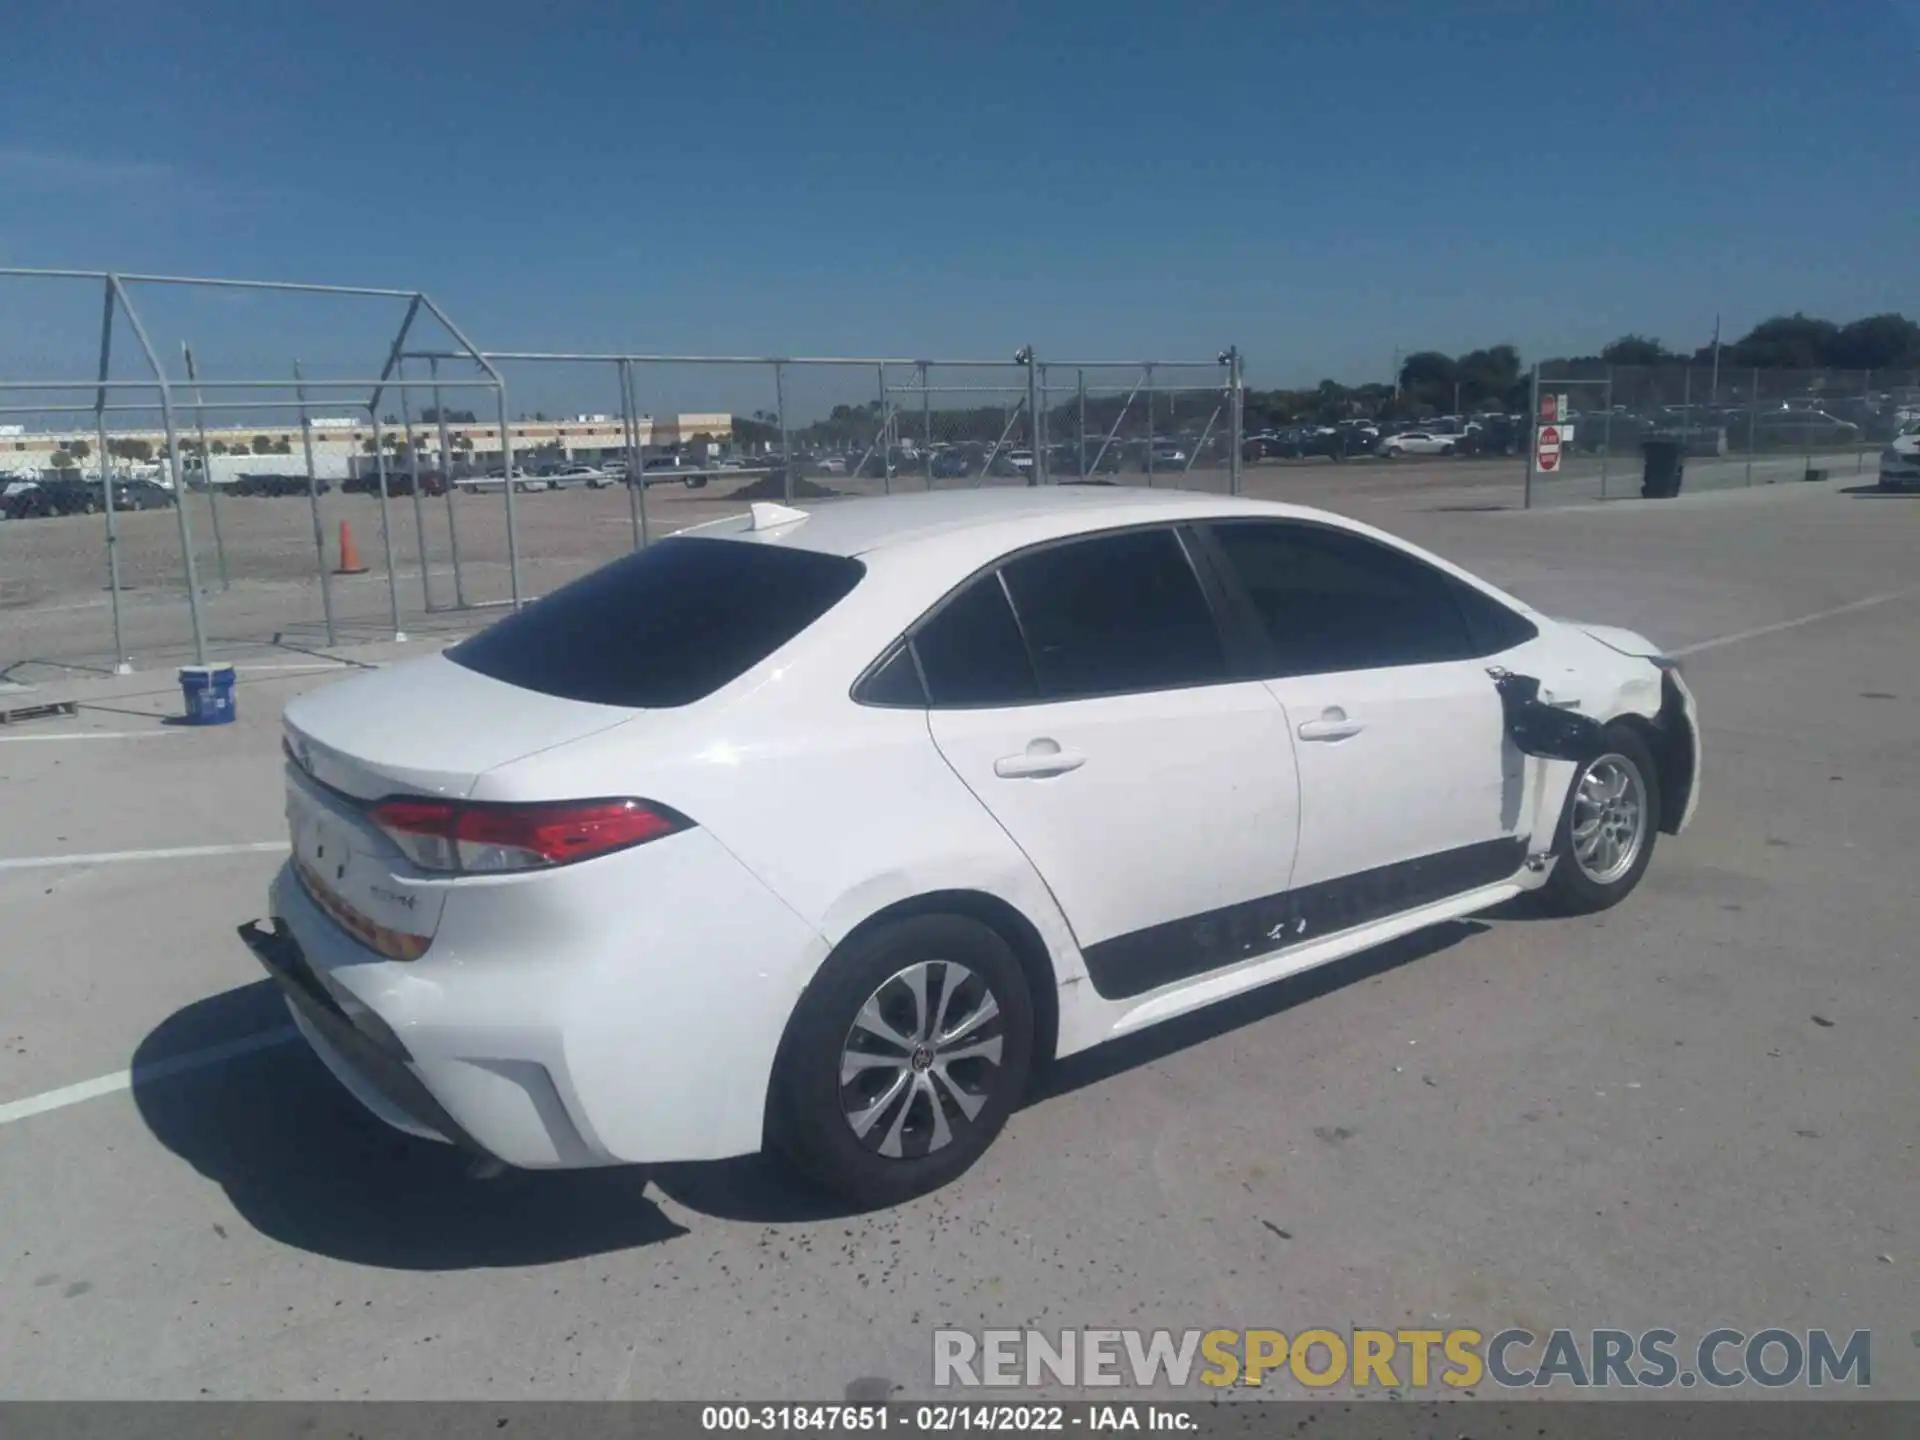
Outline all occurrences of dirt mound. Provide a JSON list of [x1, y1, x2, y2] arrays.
[[726, 472, 842, 502]]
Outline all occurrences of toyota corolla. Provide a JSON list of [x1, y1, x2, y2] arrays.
[[241, 487, 1700, 1206]]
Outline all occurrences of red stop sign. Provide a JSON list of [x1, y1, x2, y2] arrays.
[[1538, 425, 1561, 451]]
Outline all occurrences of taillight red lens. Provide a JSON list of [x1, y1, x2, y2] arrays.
[[370, 797, 690, 874]]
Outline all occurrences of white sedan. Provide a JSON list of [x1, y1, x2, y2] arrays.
[[1378, 430, 1461, 457], [242, 488, 1701, 1206], [1879, 423, 1919, 491]]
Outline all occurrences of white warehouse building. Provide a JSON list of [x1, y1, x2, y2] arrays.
[[1, 412, 734, 474]]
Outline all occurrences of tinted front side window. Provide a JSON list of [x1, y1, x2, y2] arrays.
[[913, 574, 1037, 706], [1207, 521, 1476, 674], [1000, 528, 1226, 699], [449, 536, 864, 707]]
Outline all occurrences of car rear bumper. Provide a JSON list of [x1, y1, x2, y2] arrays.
[[238, 916, 486, 1153], [249, 832, 828, 1170], [1879, 463, 1919, 489]]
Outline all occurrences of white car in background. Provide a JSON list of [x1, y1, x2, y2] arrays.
[[1378, 430, 1461, 458], [243, 488, 1700, 1206], [455, 468, 547, 495], [1879, 423, 1919, 491]]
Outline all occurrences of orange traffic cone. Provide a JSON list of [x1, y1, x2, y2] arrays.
[[335, 520, 369, 575]]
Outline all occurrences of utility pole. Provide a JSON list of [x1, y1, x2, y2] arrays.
[[1709, 312, 1722, 408]]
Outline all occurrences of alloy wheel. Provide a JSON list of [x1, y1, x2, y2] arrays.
[[1570, 753, 1648, 884], [838, 960, 1007, 1160]]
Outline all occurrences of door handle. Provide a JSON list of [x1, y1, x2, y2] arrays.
[[1297, 708, 1364, 742], [993, 744, 1087, 779]]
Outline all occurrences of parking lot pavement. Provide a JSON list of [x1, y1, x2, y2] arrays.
[[1, 482, 1915, 1400]]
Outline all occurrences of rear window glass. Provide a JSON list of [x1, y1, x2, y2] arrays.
[[449, 537, 865, 707]]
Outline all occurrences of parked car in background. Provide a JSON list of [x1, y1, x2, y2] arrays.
[[344, 469, 446, 498], [23, 477, 100, 516], [101, 477, 177, 511], [1746, 409, 1863, 451], [1335, 423, 1382, 458], [228, 471, 332, 497], [3, 481, 46, 518], [638, 456, 710, 489], [457, 468, 548, 495], [930, 449, 974, 481], [1878, 422, 1919, 491], [548, 464, 610, 490], [982, 449, 1034, 479], [1378, 430, 1460, 458], [1145, 443, 1188, 471]]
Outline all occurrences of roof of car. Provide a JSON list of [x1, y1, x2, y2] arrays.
[[667, 484, 1327, 560]]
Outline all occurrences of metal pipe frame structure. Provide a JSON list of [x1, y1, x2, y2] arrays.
[[400, 349, 1020, 369], [181, 343, 232, 591], [0, 267, 503, 670], [5, 277, 1252, 675]]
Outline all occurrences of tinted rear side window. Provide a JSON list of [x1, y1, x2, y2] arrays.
[[1000, 527, 1226, 698], [449, 537, 865, 707], [913, 574, 1038, 706]]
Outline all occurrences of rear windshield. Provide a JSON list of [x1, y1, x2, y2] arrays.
[[448, 536, 865, 707]]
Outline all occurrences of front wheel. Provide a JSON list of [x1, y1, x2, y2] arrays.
[[772, 913, 1035, 1208], [1386, 445, 1403, 458], [1538, 726, 1661, 915], [1440, 444, 1456, 457]]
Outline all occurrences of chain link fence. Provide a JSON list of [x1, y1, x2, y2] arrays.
[[0, 280, 1245, 682], [8, 264, 1910, 682], [1527, 362, 1916, 503]]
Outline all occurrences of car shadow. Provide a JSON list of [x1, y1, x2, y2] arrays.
[[131, 981, 690, 1269], [1029, 919, 1489, 1105], [1477, 893, 1560, 922], [137, 922, 1496, 1255], [1839, 482, 1917, 499]]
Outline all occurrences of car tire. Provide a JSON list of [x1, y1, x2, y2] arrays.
[[1386, 445, 1403, 458], [685, 476, 708, 489], [1440, 444, 1456, 457], [1537, 725, 1662, 916], [772, 913, 1035, 1208]]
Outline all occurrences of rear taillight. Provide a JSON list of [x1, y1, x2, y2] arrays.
[[369, 797, 691, 874]]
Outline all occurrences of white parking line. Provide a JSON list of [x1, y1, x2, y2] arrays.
[[233, 662, 354, 672], [0, 730, 178, 743], [0, 1027, 299, 1128], [0, 841, 289, 873], [1671, 587, 1919, 658]]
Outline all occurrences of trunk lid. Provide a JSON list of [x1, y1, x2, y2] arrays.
[[283, 653, 637, 800]]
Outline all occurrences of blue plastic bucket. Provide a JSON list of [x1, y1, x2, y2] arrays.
[[178, 664, 237, 725]]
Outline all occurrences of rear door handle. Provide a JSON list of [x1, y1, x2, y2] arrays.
[[1297, 708, 1364, 742], [993, 745, 1087, 779]]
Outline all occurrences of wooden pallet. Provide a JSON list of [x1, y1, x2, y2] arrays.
[[0, 685, 79, 726]]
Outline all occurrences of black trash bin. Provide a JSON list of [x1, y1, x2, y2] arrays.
[[1641, 439, 1685, 499]]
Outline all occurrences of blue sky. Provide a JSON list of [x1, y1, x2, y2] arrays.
[[2, 0, 1917, 413]]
